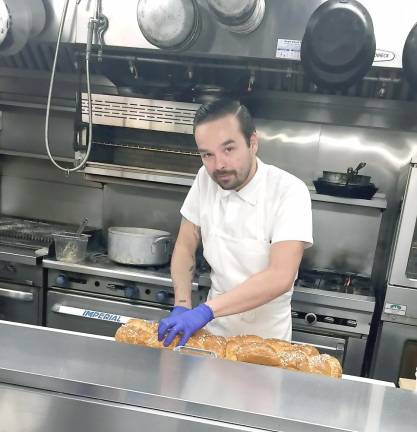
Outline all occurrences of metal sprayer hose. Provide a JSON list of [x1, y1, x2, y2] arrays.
[[45, 0, 93, 175]]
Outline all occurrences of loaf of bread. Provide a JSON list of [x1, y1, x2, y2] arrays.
[[115, 318, 227, 357], [115, 319, 342, 378]]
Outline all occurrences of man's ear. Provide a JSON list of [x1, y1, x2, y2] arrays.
[[249, 132, 258, 154]]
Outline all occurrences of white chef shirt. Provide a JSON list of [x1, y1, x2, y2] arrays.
[[181, 158, 313, 248]]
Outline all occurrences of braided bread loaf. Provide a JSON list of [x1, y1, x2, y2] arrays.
[[115, 319, 342, 378], [115, 318, 227, 358]]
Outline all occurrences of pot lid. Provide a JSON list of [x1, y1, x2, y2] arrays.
[[208, 0, 265, 33], [137, 0, 200, 50], [208, 0, 257, 26], [0, 0, 10, 46], [109, 227, 171, 237], [402, 23, 417, 91], [301, 0, 375, 90], [301, 45, 373, 90]]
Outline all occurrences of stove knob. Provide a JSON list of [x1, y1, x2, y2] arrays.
[[5, 264, 16, 273], [56, 275, 68, 286], [125, 286, 139, 298], [156, 290, 170, 303], [305, 313, 317, 325], [323, 316, 335, 324], [346, 319, 357, 327]]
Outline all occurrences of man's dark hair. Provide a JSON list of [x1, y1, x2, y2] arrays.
[[193, 99, 256, 146]]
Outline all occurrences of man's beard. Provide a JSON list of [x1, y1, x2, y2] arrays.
[[212, 166, 251, 190]]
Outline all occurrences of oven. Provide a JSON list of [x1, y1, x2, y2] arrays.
[[291, 291, 374, 376], [0, 279, 42, 325], [290, 270, 376, 376], [372, 158, 417, 382], [0, 244, 44, 326], [292, 330, 346, 364], [45, 256, 208, 337], [0, 215, 100, 327], [47, 289, 169, 336]]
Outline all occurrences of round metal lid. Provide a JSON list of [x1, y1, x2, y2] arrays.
[[208, 0, 257, 25], [208, 0, 265, 33], [0, 0, 10, 46], [137, 0, 200, 50]]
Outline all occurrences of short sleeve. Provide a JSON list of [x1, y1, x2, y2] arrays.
[[180, 171, 202, 227], [271, 180, 313, 248]]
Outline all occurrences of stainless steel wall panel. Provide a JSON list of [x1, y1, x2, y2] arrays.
[[0, 175, 103, 227], [103, 183, 188, 238], [303, 202, 382, 275], [256, 119, 321, 183], [0, 109, 75, 159]]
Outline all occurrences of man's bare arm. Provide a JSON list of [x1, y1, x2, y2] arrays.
[[171, 218, 201, 308], [205, 241, 305, 316]]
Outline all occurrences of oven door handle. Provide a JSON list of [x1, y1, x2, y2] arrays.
[[0, 287, 33, 302], [292, 340, 345, 354], [51, 304, 156, 324]]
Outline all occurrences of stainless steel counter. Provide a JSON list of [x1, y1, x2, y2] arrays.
[[0, 321, 416, 432]]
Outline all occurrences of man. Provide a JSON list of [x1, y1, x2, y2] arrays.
[[158, 99, 313, 347]]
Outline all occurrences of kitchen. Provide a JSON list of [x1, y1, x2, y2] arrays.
[[0, 0, 416, 430]]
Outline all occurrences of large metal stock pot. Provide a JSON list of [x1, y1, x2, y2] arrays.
[[108, 227, 172, 266]]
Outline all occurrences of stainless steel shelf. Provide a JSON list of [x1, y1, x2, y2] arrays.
[[84, 163, 195, 187], [309, 188, 387, 209]]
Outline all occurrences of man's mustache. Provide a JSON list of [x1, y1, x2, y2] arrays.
[[214, 170, 236, 177]]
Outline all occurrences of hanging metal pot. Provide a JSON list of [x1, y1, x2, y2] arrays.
[[207, 0, 265, 34], [0, 0, 46, 56], [137, 0, 201, 51]]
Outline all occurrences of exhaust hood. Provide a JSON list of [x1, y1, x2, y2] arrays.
[[38, 0, 417, 70]]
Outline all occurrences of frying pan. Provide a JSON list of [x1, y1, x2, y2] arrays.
[[402, 23, 417, 91], [322, 162, 371, 185], [301, 0, 376, 91]]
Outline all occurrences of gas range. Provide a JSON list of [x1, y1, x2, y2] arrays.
[[44, 252, 209, 307], [295, 269, 373, 297], [0, 215, 99, 267], [43, 252, 375, 376]]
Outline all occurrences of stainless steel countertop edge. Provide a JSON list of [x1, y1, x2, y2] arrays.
[[0, 322, 416, 432]]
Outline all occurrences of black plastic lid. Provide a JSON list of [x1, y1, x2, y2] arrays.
[[301, 0, 376, 90], [403, 23, 417, 90]]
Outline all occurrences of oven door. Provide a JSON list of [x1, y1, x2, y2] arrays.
[[0, 281, 42, 325], [372, 321, 417, 383], [47, 289, 170, 337], [292, 330, 346, 364], [389, 164, 417, 289]]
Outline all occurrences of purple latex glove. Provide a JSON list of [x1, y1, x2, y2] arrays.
[[157, 307, 189, 341], [170, 306, 190, 317], [158, 304, 214, 347]]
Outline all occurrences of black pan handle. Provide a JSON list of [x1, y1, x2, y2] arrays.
[[354, 162, 366, 174]]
